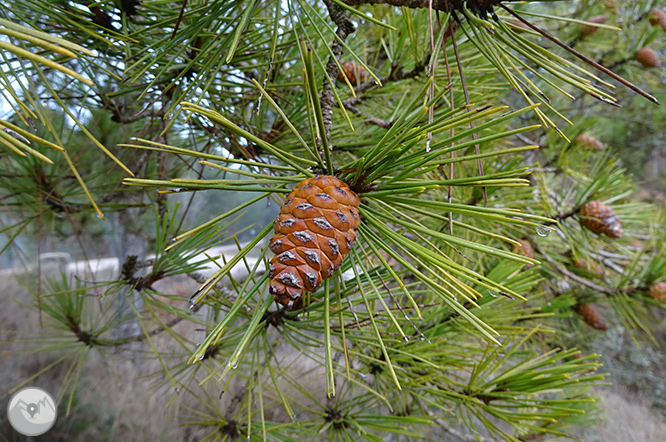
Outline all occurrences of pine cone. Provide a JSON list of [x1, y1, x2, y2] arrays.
[[269, 175, 361, 309], [512, 239, 534, 259], [647, 282, 666, 301], [635, 48, 661, 68], [580, 15, 608, 36], [575, 134, 604, 151], [573, 259, 604, 278], [575, 303, 608, 330], [337, 61, 367, 85], [648, 9, 666, 27], [579, 200, 622, 238]]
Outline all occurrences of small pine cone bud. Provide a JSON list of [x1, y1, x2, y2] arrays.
[[602, 0, 618, 11], [647, 282, 666, 301], [580, 15, 608, 36], [512, 239, 534, 259], [269, 175, 361, 309], [573, 259, 604, 278], [507, 20, 528, 33], [575, 134, 604, 151], [648, 9, 666, 27], [337, 61, 367, 85], [575, 303, 609, 330], [635, 48, 661, 68], [579, 200, 622, 238]]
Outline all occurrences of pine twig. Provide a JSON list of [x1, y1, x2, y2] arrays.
[[321, 0, 356, 144], [450, 9, 487, 206], [432, 416, 500, 442], [532, 241, 615, 295], [342, 102, 393, 128], [341, 56, 430, 108], [97, 316, 185, 346], [500, 4, 660, 105]]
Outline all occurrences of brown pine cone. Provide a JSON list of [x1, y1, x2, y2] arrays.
[[575, 303, 609, 330], [512, 239, 534, 259], [337, 61, 367, 85], [647, 282, 666, 301], [269, 175, 361, 309], [575, 134, 604, 151], [580, 15, 608, 36], [579, 201, 622, 238], [648, 9, 666, 27], [635, 48, 661, 68]]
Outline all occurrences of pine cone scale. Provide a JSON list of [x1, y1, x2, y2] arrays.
[[307, 192, 339, 209]]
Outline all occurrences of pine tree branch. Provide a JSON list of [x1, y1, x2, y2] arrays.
[[342, 56, 430, 108], [187, 271, 253, 314], [322, 0, 356, 144], [500, 4, 660, 105], [342, 102, 393, 128], [96, 316, 185, 346], [532, 241, 616, 295], [340, 0, 458, 9], [337, 55, 431, 128], [432, 416, 500, 442]]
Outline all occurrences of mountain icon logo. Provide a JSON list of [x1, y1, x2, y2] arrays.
[[7, 387, 57, 436]]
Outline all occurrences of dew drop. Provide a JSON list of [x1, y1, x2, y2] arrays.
[[486, 289, 498, 298], [536, 225, 553, 237], [130, 137, 138, 141]]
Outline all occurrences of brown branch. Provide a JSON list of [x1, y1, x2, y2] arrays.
[[341, 0, 457, 9], [432, 417, 500, 442], [170, 0, 189, 40], [63, 312, 185, 347], [321, 0, 356, 144], [341, 0, 515, 16], [187, 271, 254, 314], [97, 316, 185, 346], [449, 9, 487, 206], [342, 102, 393, 128], [341, 56, 430, 109], [532, 241, 616, 296], [501, 5, 660, 105]]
